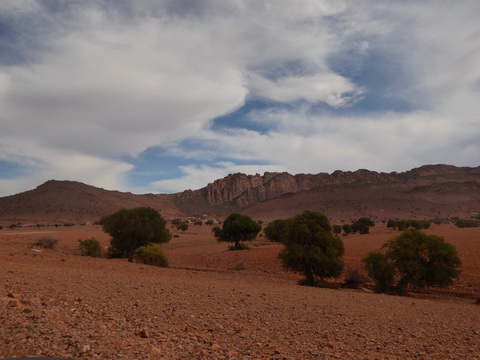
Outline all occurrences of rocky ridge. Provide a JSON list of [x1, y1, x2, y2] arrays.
[[203, 164, 480, 209], [0, 164, 479, 222]]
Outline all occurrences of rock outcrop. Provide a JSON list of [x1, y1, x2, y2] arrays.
[[203, 165, 480, 210]]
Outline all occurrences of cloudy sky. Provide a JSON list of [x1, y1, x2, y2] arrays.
[[1, 0, 479, 197]]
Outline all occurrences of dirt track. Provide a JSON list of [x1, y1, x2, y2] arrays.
[[1, 224, 479, 359]]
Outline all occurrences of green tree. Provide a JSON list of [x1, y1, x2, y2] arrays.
[[363, 229, 461, 294], [454, 219, 480, 228], [342, 223, 352, 235], [279, 211, 345, 286], [213, 213, 261, 250], [332, 224, 342, 235], [100, 207, 171, 261], [386, 219, 397, 229], [363, 252, 397, 294], [264, 219, 287, 242], [351, 217, 375, 234]]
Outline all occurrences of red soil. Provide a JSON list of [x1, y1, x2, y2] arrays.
[[1, 224, 479, 359]]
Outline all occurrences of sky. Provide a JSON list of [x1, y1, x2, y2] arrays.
[[0, 0, 479, 197]]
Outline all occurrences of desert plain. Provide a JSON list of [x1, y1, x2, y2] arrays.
[[1, 222, 479, 359]]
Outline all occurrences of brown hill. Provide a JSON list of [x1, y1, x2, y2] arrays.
[[0, 180, 181, 223], [0, 164, 479, 224]]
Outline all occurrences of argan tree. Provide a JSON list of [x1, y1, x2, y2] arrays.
[[364, 228, 461, 294], [351, 217, 375, 234], [100, 207, 171, 261], [279, 211, 345, 286], [264, 219, 287, 242], [213, 213, 261, 250]]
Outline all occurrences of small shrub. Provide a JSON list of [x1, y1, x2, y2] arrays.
[[134, 246, 169, 267], [171, 218, 182, 225], [78, 238, 102, 257], [177, 223, 189, 232], [35, 236, 59, 249], [343, 267, 371, 289], [454, 219, 480, 228], [228, 243, 249, 251], [230, 262, 247, 271]]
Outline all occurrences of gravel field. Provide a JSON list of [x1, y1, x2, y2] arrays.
[[1, 225, 479, 359]]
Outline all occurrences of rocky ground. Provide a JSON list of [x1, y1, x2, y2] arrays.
[[1, 224, 479, 359]]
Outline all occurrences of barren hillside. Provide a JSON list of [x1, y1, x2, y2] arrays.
[[0, 164, 479, 224]]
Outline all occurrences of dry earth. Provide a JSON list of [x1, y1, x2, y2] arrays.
[[1, 224, 479, 359]]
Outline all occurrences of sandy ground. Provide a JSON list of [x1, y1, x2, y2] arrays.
[[1, 224, 479, 359]]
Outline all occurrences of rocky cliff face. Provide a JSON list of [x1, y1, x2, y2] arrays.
[[203, 165, 480, 210]]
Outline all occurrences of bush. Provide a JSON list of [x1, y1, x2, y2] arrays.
[[177, 223, 189, 232], [363, 229, 461, 294], [343, 267, 371, 289], [35, 236, 59, 249], [264, 219, 287, 242], [279, 211, 344, 286], [386, 219, 397, 229], [454, 219, 480, 228], [78, 238, 102, 257], [171, 218, 182, 225], [393, 219, 432, 231], [229, 262, 247, 271], [100, 207, 171, 261], [134, 246, 169, 267]]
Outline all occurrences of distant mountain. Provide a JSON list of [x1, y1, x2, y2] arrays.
[[0, 180, 180, 223], [0, 164, 479, 223]]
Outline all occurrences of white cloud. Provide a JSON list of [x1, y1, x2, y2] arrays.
[[1, 0, 479, 197], [250, 73, 361, 106]]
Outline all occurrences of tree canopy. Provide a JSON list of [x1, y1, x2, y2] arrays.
[[100, 207, 171, 261], [264, 219, 287, 242], [364, 228, 461, 293], [279, 210, 345, 286], [351, 217, 375, 234], [213, 213, 261, 250]]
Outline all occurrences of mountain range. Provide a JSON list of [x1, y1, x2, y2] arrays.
[[0, 164, 479, 223]]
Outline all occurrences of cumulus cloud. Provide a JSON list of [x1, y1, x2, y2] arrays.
[[0, 0, 479, 196], [250, 73, 361, 106]]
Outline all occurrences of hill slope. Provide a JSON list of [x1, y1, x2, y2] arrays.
[[0, 164, 479, 223], [0, 180, 181, 223]]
